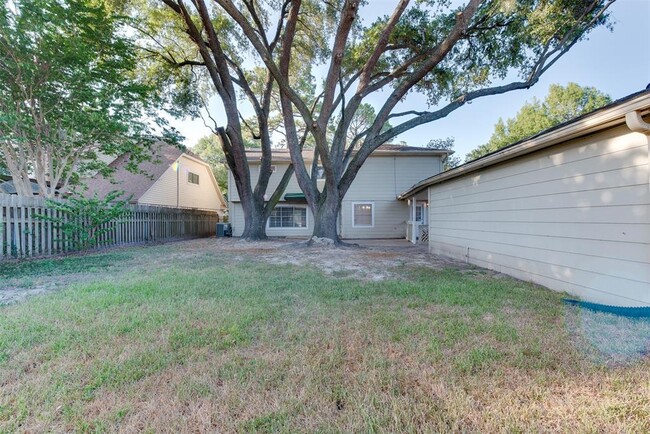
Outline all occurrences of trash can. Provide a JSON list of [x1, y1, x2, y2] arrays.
[[216, 223, 232, 237]]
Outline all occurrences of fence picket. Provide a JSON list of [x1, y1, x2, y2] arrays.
[[0, 193, 219, 261]]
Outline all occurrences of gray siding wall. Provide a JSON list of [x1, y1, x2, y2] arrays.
[[340, 200, 410, 239], [228, 164, 303, 203], [341, 156, 440, 238], [229, 154, 443, 239], [427, 124, 650, 307]]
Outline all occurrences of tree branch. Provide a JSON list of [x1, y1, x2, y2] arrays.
[[357, 0, 410, 90]]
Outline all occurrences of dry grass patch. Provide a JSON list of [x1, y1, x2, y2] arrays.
[[0, 239, 649, 432]]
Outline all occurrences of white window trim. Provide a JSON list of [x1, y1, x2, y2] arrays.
[[351, 201, 374, 228], [186, 171, 201, 187], [266, 205, 309, 230], [415, 204, 426, 224]]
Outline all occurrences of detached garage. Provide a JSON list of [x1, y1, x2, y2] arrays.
[[400, 90, 650, 307]]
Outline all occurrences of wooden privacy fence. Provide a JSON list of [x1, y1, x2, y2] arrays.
[[0, 193, 220, 260]]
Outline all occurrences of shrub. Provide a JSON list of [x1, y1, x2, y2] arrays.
[[38, 191, 130, 250]]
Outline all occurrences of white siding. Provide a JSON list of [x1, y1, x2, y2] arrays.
[[229, 154, 444, 238], [427, 124, 650, 307], [341, 156, 441, 238], [340, 200, 409, 239], [140, 156, 225, 212], [139, 165, 177, 208], [229, 201, 245, 237]]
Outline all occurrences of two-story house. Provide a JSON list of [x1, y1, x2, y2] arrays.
[[84, 142, 227, 215], [227, 144, 450, 239]]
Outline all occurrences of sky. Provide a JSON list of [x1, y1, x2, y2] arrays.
[[170, 0, 650, 160]]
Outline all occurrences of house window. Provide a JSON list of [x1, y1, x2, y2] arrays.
[[187, 172, 200, 185], [268, 206, 307, 228], [316, 166, 325, 179], [415, 204, 425, 223], [352, 202, 374, 227]]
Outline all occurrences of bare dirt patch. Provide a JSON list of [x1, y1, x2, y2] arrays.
[[188, 237, 474, 281]]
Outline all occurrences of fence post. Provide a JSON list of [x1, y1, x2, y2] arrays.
[[0, 193, 219, 261]]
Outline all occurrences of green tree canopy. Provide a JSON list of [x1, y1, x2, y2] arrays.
[[134, 0, 332, 238], [427, 137, 460, 170], [211, 0, 616, 242], [192, 135, 228, 195], [0, 0, 175, 197], [466, 83, 612, 161]]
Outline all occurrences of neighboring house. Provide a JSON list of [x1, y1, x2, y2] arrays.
[[84, 142, 227, 214], [400, 90, 650, 307], [227, 144, 451, 238], [0, 180, 41, 195]]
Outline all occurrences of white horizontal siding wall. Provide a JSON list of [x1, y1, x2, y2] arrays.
[[228, 154, 443, 238], [140, 156, 224, 212], [138, 165, 177, 208], [342, 155, 441, 238], [228, 164, 311, 237], [340, 200, 409, 239], [229, 202, 245, 237], [177, 157, 224, 211], [428, 124, 650, 306]]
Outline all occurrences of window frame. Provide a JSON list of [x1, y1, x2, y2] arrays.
[[187, 171, 200, 186], [415, 204, 426, 224], [266, 205, 309, 230], [351, 201, 375, 228]]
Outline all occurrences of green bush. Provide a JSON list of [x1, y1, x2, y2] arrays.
[[38, 191, 130, 250]]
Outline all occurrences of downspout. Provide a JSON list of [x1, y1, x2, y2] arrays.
[[625, 110, 650, 134], [625, 110, 650, 188]]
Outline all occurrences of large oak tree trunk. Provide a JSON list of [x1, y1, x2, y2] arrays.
[[311, 188, 341, 243], [240, 198, 268, 240]]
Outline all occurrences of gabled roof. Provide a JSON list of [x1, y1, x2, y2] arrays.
[[83, 142, 202, 201], [244, 143, 451, 163], [398, 89, 650, 200]]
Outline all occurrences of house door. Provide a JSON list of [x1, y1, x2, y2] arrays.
[[414, 202, 428, 243], [415, 204, 426, 225]]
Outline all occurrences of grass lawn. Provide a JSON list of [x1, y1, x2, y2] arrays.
[[0, 240, 649, 432]]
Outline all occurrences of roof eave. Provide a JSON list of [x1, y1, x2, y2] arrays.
[[398, 91, 650, 200], [244, 149, 451, 164]]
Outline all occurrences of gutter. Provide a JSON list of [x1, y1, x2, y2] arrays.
[[398, 91, 650, 200], [245, 149, 452, 164], [626, 110, 650, 134]]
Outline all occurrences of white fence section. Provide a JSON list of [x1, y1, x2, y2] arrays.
[[406, 221, 429, 245], [0, 193, 220, 260]]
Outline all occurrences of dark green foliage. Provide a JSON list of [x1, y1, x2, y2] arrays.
[[347, 1, 612, 107], [37, 191, 130, 250], [0, 0, 177, 197], [427, 137, 461, 170], [466, 83, 612, 161], [192, 135, 229, 195]]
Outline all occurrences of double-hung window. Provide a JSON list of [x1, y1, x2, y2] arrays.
[[352, 202, 374, 227]]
